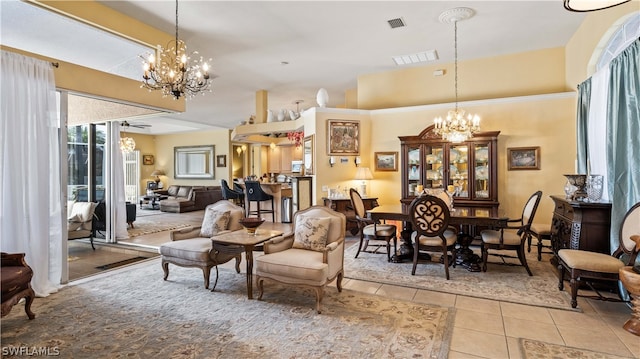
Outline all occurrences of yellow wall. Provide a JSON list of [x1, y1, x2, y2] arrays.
[[153, 130, 231, 188], [357, 47, 568, 110]]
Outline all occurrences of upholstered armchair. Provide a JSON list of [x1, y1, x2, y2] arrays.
[[1, 252, 35, 319], [255, 205, 346, 313], [160, 201, 245, 289], [68, 201, 97, 250]]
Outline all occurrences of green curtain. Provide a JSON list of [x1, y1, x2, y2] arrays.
[[606, 38, 640, 250], [576, 78, 591, 174]]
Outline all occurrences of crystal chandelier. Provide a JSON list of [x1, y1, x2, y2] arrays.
[[141, 0, 212, 100], [434, 8, 480, 143], [120, 122, 136, 153]]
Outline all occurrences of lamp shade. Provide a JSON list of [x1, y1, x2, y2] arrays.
[[354, 167, 373, 181], [151, 169, 165, 177]]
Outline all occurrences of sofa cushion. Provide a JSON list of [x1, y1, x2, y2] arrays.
[[293, 215, 331, 252], [177, 186, 192, 198], [200, 209, 231, 237], [167, 185, 180, 197]]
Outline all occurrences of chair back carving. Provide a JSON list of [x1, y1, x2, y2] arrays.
[[410, 195, 451, 238]]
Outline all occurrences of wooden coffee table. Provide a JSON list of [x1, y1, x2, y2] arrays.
[[211, 229, 283, 299]]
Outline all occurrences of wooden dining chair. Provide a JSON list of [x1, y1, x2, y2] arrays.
[[409, 194, 458, 280], [349, 188, 397, 261], [480, 191, 542, 276]]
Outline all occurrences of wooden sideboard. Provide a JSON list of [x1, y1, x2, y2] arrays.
[[323, 197, 379, 236], [549, 195, 612, 261]]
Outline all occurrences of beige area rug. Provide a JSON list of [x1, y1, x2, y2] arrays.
[[520, 339, 633, 359], [2, 259, 454, 358], [343, 243, 575, 310], [127, 222, 191, 238]]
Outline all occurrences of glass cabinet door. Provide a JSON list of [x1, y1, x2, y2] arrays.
[[473, 143, 490, 199], [449, 144, 469, 199], [407, 146, 421, 195], [425, 145, 445, 191]]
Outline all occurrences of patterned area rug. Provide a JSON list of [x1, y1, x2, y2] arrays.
[[343, 243, 574, 310], [127, 222, 191, 238], [2, 259, 454, 358], [520, 339, 633, 359]]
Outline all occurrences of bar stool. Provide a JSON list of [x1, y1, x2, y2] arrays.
[[244, 181, 275, 222], [221, 179, 245, 208]]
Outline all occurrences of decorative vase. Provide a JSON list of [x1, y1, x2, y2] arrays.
[[277, 109, 285, 122], [266, 110, 274, 123], [316, 88, 329, 107], [564, 174, 588, 201]]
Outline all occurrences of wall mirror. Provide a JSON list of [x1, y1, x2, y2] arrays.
[[174, 145, 215, 179], [303, 135, 314, 175]]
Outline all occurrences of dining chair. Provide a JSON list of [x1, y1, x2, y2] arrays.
[[558, 201, 640, 308], [409, 194, 458, 280], [480, 190, 542, 276], [349, 188, 397, 261], [221, 179, 245, 208], [244, 181, 275, 222], [527, 222, 553, 261]]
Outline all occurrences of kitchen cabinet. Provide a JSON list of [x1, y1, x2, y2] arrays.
[[268, 145, 303, 173], [399, 125, 500, 209]]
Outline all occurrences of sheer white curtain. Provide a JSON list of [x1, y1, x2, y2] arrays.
[[586, 67, 611, 201], [0, 50, 62, 296], [108, 123, 129, 241]]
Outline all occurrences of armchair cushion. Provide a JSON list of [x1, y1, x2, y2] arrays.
[[255, 248, 328, 283], [292, 215, 331, 252], [200, 209, 231, 237]]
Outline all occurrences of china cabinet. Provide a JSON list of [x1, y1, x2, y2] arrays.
[[399, 125, 500, 209]]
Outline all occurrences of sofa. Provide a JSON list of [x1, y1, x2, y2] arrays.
[[157, 185, 223, 213]]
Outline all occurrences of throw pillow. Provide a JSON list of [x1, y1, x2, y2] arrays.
[[200, 209, 231, 237], [293, 215, 331, 252]]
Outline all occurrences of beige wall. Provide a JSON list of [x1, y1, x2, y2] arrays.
[[153, 130, 231, 187]]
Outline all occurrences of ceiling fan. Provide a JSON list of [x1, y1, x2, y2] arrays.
[[121, 120, 151, 129]]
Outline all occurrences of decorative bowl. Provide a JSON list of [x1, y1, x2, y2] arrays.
[[564, 174, 588, 201], [239, 218, 265, 234]]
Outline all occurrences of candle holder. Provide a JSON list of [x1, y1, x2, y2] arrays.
[[563, 174, 588, 201]]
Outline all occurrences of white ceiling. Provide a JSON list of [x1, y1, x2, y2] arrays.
[[1, 1, 590, 134]]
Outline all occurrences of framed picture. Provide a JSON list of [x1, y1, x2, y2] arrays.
[[507, 146, 540, 170], [374, 152, 398, 171], [327, 120, 359, 155], [142, 154, 154, 165], [216, 155, 227, 167]]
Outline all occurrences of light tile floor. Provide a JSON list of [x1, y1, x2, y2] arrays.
[[67, 210, 640, 359]]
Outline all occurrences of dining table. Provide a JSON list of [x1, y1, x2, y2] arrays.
[[367, 204, 508, 271]]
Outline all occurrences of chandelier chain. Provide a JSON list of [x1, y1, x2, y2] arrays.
[[454, 21, 458, 113]]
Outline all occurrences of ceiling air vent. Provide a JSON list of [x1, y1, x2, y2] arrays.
[[387, 17, 406, 29], [392, 50, 439, 66]]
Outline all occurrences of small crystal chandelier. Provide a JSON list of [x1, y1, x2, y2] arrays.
[[141, 0, 212, 100], [434, 8, 480, 143], [120, 121, 136, 153]]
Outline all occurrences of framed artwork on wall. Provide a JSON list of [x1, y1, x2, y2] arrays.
[[374, 152, 398, 171], [143, 154, 154, 165], [327, 120, 359, 155], [507, 146, 540, 170], [216, 155, 227, 167]]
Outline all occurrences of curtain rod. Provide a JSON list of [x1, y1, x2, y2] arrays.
[[51, 62, 59, 68]]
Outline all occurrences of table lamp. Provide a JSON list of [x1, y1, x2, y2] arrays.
[[354, 167, 373, 197], [151, 169, 165, 187]]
